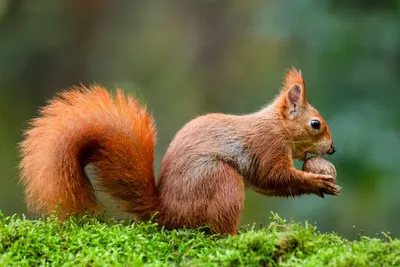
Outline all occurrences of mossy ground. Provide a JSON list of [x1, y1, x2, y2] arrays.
[[0, 212, 399, 266]]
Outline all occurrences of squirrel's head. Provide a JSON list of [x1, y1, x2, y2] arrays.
[[275, 67, 335, 161]]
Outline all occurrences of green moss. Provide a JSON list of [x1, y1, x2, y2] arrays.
[[0, 212, 398, 266]]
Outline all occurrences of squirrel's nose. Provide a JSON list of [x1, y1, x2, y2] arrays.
[[327, 144, 335, 155]]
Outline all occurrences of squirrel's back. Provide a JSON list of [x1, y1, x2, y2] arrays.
[[158, 113, 268, 185]]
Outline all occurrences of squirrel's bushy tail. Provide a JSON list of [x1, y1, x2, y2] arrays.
[[19, 85, 159, 220]]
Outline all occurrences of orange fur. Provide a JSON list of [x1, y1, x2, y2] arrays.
[[19, 86, 158, 220], [19, 68, 340, 235]]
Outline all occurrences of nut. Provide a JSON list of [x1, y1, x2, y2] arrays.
[[302, 156, 337, 181]]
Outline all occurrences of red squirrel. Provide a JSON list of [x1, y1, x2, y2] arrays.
[[19, 68, 340, 235]]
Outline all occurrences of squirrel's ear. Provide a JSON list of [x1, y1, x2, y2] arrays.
[[286, 84, 305, 116], [280, 67, 307, 117]]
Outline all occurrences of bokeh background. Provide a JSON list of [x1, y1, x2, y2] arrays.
[[1, 1, 399, 239]]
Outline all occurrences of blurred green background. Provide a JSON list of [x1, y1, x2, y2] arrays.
[[1, 0, 400, 239]]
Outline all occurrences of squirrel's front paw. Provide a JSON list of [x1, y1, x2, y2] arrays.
[[313, 174, 341, 197], [318, 182, 341, 198], [301, 157, 340, 198]]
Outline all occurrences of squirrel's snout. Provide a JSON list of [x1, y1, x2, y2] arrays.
[[327, 144, 335, 155]]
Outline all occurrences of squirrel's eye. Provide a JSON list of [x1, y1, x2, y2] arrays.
[[310, 120, 321, 130]]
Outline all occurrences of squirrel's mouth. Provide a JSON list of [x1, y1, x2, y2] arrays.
[[294, 150, 330, 162], [296, 152, 308, 162], [303, 151, 331, 161]]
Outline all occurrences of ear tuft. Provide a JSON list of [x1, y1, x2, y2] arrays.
[[284, 67, 305, 90], [282, 66, 307, 106], [275, 67, 308, 118]]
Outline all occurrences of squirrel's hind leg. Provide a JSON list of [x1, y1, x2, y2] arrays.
[[157, 162, 244, 235], [205, 163, 245, 235]]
